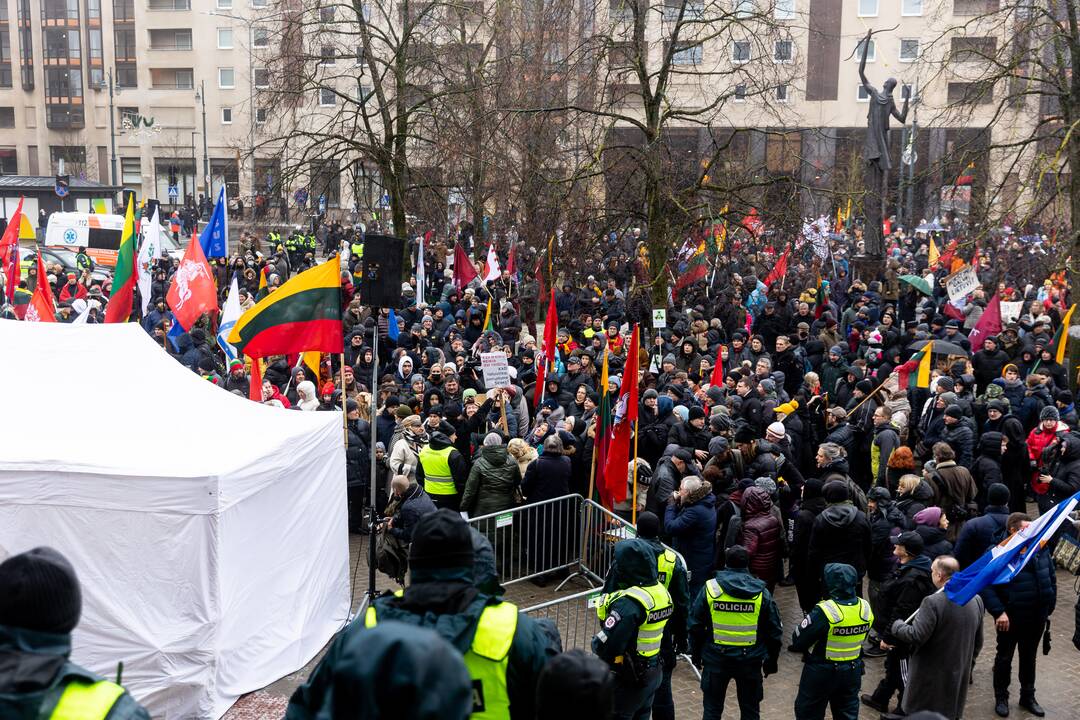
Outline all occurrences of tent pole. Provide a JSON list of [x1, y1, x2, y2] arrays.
[[368, 320, 379, 602]]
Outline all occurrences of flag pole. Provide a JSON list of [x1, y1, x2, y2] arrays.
[[339, 352, 348, 447], [631, 419, 640, 525]]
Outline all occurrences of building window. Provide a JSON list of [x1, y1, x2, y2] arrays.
[[319, 5, 334, 22], [901, 0, 922, 15], [221, 107, 232, 123], [116, 63, 138, 88], [951, 36, 997, 62], [255, 107, 267, 123], [114, 28, 136, 60], [734, 0, 753, 18], [252, 27, 269, 48], [901, 83, 913, 100], [954, 0, 999, 15], [121, 156, 141, 183], [0, 149, 18, 175], [774, 40, 792, 63], [218, 67, 234, 88], [856, 38, 875, 62], [217, 28, 233, 49], [947, 81, 993, 105], [253, 67, 269, 88], [857, 84, 870, 101], [88, 29, 103, 60], [87, 0, 101, 19], [318, 87, 336, 106], [774, 0, 794, 19], [734, 83, 746, 101], [732, 40, 751, 64], [118, 106, 139, 125], [858, 0, 877, 16], [899, 39, 919, 62], [216, 0, 232, 9], [0, 107, 14, 128], [775, 84, 789, 102], [320, 46, 336, 65], [252, 0, 267, 7], [147, 0, 192, 9], [671, 43, 702, 65]]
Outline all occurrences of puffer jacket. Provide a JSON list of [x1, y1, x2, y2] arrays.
[[739, 487, 783, 588], [1049, 433, 1080, 503], [664, 484, 717, 589], [807, 501, 873, 580], [940, 417, 976, 468], [461, 444, 522, 517], [971, 432, 1004, 508], [952, 504, 1009, 568], [824, 421, 857, 457], [914, 523, 953, 559], [981, 541, 1057, 619]]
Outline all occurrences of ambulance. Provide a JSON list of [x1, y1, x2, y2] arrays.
[[44, 212, 125, 267]]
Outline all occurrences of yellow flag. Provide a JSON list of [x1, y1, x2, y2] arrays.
[[928, 238, 940, 266], [599, 349, 609, 399], [1056, 304, 1076, 364], [18, 214, 35, 240], [916, 341, 934, 388], [303, 351, 321, 379], [844, 198, 852, 222]]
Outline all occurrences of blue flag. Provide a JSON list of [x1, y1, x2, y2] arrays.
[[166, 312, 185, 352], [387, 308, 400, 342], [200, 185, 228, 258], [945, 489, 1080, 605]]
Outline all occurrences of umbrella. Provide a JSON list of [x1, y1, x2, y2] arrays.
[[916, 220, 946, 233], [908, 339, 969, 357], [900, 275, 933, 296]]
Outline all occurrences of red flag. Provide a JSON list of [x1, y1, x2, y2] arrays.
[[967, 292, 1002, 348], [535, 290, 558, 407], [762, 247, 789, 288], [452, 243, 477, 288], [943, 302, 964, 321], [167, 233, 219, 331], [25, 250, 56, 322], [710, 345, 725, 387], [0, 197, 24, 303], [604, 327, 639, 503], [248, 355, 263, 401], [506, 241, 516, 275], [742, 207, 763, 237]]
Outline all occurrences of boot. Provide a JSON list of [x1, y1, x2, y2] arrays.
[[1019, 687, 1045, 717], [994, 698, 1009, 717], [860, 694, 890, 713]]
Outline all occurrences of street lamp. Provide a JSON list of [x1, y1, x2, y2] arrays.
[[106, 68, 118, 186], [191, 131, 198, 211], [194, 80, 209, 202]]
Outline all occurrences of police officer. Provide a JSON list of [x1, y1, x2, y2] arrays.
[[75, 247, 92, 276], [0, 547, 150, 720], [689, 545, 783, 720], [628, 511, 689, 720], [287, 509, 559, 720], [593, 538, 674, 720], [791, 562, 874, 720], [415, 431, 468, 511]]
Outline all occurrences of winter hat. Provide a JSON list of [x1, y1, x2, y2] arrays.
[[724, 545, 750, 570], [828, 345, 844, 357], [1041, 405, 1061, 422], [1058, 390, 1074, 405], [891, 530, 925, 557], [642, 388, 659, 401], [673, 405, 689, 422], [759, 379, 776, 394], [855, 379, 874, 395], [688, 406, 706, 422], [375, 441, 386, 452], [662, 353, 676, 365], [198, 357, 216, 373], [867, 486, 891, 503], [823, 481, 849, 504], [0, 547, 82, 634], [402, 414, 423, 429], [463, 388, 478, 402], [733, 425, 757, 444], [708, 436, 729, 455], [936, 376, 955, 392], [944, 405, 963, 420], [754, 477, 777, 496], [636, 511, 660, 539], [913, 506, 943, 527], [345, 398, 360, 413], [981, 483, 1010, 508], [987, 399, 1008, 414], [775, 400, 799, 417], [395, 405, 414, 420], [765, 422, 786, 441], [938, 392, 958, 406], [385, 395, 402, 408], [409, 509, 474, 570]]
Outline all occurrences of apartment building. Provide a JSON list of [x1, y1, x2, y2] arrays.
[[0, 0, 277, 214]]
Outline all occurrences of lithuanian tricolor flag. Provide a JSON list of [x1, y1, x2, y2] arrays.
[[255, 266, 270, 301], [227, 256, 343, 358], [104, 196, 137, 323], [1052, 304, 1076, 364], [483, 296, 494, 331], [897, 341, 934, 389]]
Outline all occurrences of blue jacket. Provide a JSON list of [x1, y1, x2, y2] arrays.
[[980, 544, 1057, 619], [952, 504, 1009, 568], [664, 489, 717, 585]]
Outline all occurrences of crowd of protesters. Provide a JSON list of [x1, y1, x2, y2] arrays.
[[5, 213, 1080, 720]]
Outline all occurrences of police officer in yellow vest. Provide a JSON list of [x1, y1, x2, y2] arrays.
[[0, 547, 149, 720], [688, 545, 783, 720], [790, 562, 874, 720], [626, 511, 689, 720], [285, 509, 560, 720], [416, 432, 469, 511], [593, 538, 674, 720]]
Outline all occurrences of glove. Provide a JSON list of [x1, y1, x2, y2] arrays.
[[763, 659, 778, 677]]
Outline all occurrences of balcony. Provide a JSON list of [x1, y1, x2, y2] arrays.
[[148, 0, 191, 10], [150, 67, 194, 89], [149, 29, 193, 50]]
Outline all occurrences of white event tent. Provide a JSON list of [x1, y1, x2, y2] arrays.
[[0, 320, 350, 718]]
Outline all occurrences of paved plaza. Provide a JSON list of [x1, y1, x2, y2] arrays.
[[221, 533, 1080, 719]]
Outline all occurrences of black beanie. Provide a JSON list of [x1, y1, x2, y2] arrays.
[[944, 404, 963, 420], [725, 545, 750, 570], [636, 511, 660, 539], [688, 406, 706, 422], [536, 650, 614, 720], [0, 547, 82, 634], [987, 483, 1010, 507], [823, 480, 849, 504], [855, 379, 874, 394], [409, 509, 475, 570]]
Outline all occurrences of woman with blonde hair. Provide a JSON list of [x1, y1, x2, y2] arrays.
[[507, 437, 539, 478]]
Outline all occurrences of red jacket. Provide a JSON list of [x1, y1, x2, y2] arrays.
[[58, 282, 87, 303], [1027, 421, 1069, 494]]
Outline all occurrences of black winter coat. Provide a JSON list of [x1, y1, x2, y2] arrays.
[[941, 418, 976, 468], [807, 503, 873, 581], [874, 554, 935, 647], [981, 545, 1057, 619], [952, 505, 1009, 568]]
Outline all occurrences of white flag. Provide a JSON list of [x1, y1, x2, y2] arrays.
[[483, 243, 500, 282], [137, 208, 162, 316], [217, 276, 242, 362], [416, 235, 426, 307]]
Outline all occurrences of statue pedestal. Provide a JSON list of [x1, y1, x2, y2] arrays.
[[851, 254, 882, 284]]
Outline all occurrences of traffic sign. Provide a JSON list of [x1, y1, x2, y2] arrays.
[[167, 184, 179, 200], [55, 175, 70, 198]]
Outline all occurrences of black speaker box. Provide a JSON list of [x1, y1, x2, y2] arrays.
[[360, 234, 406, 308]]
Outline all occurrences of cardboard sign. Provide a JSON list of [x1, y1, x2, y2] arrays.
[[1000, 301, 1023, 324], [945, 266, 980, 302], [480, 352, 510, 389]]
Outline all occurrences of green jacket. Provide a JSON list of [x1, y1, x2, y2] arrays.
[[0, 625, 149, 720], [462, 445, 522, 517]]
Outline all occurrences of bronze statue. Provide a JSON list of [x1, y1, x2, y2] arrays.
[[858, 30, 908, 262]]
